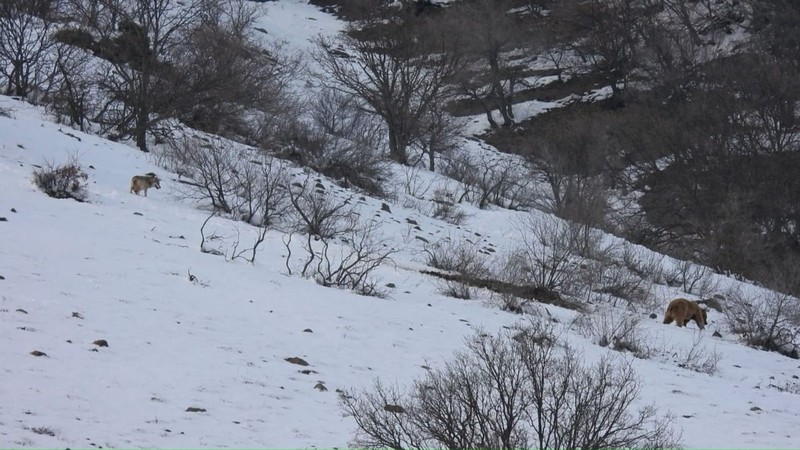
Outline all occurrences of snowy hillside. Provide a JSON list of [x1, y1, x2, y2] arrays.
[[1, 1, 800, 448]]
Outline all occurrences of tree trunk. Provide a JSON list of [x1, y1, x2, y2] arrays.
[[489, 52, 514, 127], [135, 105, 149, 152], [135, 72, 150, 152], [7, 63, 23, 96], [388, 128, 408, 165], [485, 110, 498, 129], [610, 82, 625, 108]]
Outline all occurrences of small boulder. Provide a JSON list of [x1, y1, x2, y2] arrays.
[[285, 356, 309, 366]]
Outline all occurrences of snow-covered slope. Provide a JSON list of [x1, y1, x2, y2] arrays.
[[1, 1, 799, 448]]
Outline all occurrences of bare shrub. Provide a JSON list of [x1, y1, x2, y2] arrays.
[[425, 238, 491, 300], [223, 212, 279, 265], [570, 255, 649, 308], [397, 164, 433, 198], [575, 307, 652, 358], [441, 150, 480, 204], [284, 219, 394, 297], [199, 211, 225, 257], [598, 259, 652, 306], [174, 11, 302, 148], [165, 134, 292, 227], [299, 89, 389, 197], [442, 150, 533, 209], [234, 155, 291, 228], [437, 279, 476, 300], [32, 157, 88, 201], [622, 242, 667, 285], [165, 135, 240, 213], [526, 116, 611, 230], [504, 213, 584, 296], [429, 187, 467, 225], [764, 380, 800, 395], [287, 178, 358, 240], [723, 288, 800, 358], [340, 320, 680, 449], [536, 172, 610, 232], [664, 260, 719, 297], [676, 333, 721, 375], [491, 291, 535, 315], [424, 238, 489, 276]]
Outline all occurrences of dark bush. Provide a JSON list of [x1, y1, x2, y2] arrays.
[[32, 159, 88, 201]]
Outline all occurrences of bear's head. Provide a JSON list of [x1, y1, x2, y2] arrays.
[[700, 308, 708, 323]]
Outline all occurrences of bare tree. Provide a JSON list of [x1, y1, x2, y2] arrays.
[[313, 16, 463, 165], [409, 102, 462, 172], [447, 0, 535, 128], [571, 0, 655, 107], [170, 0, 302, 146], [43, 41, 93, 130], [661, 0, 745, 46], [82, 0, 211, 151], [60, 0, 299, 150], [0, 0, 59, 99], [523, 111, 611, 231], [663, 259, 719, 297]]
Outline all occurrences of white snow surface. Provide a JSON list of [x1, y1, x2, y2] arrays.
[[1, 1, 800, 448]]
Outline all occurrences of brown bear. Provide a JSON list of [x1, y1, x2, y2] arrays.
[[663, 298, 707, 329]]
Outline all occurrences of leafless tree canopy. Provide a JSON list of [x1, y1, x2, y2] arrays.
[[0, 0, 59, 98], [313, 14, 463, 165], [445, 0, 538, 129]]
